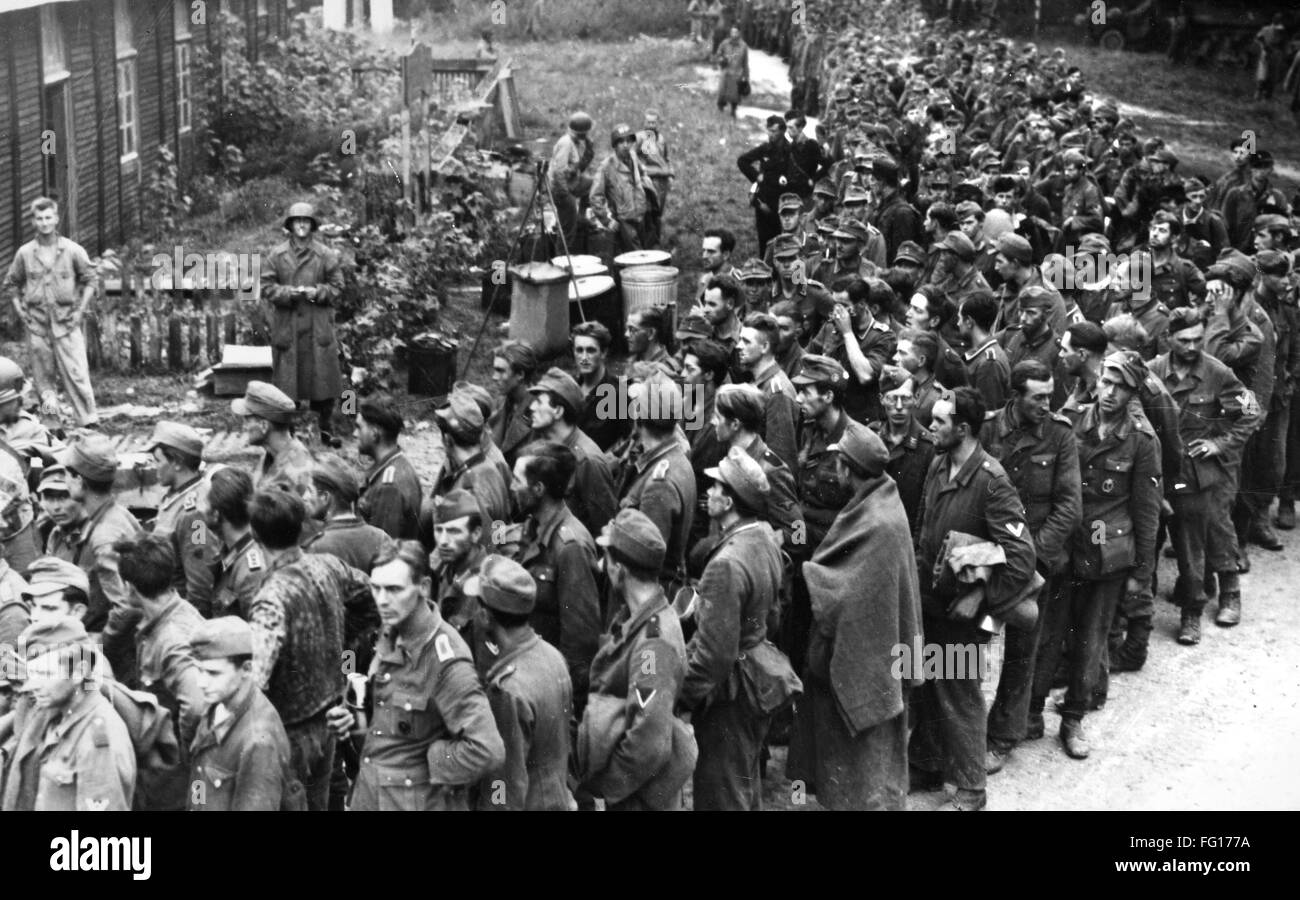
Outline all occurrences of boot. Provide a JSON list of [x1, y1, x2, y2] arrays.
[[1026, 704, 1045, 741], [1237, 543, 1251, 574], [1215, 571, 1242, 626], [1060, 718, 1091, 759], [1276, 501, 1296, 530], [1177, 609, 1202, 645], [1110, 617, 1152, 672], [1249, 519, 1283, 551], [985, 743, 1012, 775]]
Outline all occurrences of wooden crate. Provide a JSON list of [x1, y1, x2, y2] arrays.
[[213, 367, 274, 397]]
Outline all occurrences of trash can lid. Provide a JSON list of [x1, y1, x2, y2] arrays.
[[568, 275, 616, 301], [614, 249, 672, 267], [509, 261, 570, 283]]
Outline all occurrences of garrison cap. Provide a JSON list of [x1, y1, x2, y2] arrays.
[[996, 232, 1033, 264], [791, 353, 849, 387], [778, 193, 803, 212], [311, 454, 361, 504], [829, 418, 889, 477], [528, 366, 583, 415], [22, 556, 90, 599], [1150, 148, 1178, 166], [704, 446, 771, 514], [955, 200, 985, 220], [434, 488, 483, 524], [190, 616, 255, 660], [146, 421, 204, 459], [53, 434, 119, 482], [1077, 232, 1111, 254], [936, 231, 976, 262], [715, 383, 767, 427], [1102, 350, 1146, 390], [596, 507, 667, 572], [231, 380, 297, 425], [463, 554, 536, 615]]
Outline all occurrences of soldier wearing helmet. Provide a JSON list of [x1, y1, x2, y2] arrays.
[[589, 124, 658, 254], [548, 112, 597, 251], [259, 202, 345, 447]]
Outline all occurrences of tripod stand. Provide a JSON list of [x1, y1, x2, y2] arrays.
[[461, 157, 591, 378]]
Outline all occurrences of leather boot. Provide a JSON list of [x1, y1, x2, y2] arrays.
[[1026, 703, 1045, 740], [1249, 519, 1283, 551], [1215, 573, 1242, 626], [1177, 609, 1202, 645], [1110, 617, 1152, 672], [1060, 718, 1091, 759], [1276, 501, 1296, 530]]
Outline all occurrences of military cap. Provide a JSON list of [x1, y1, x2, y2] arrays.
[[675, 314, 713, 341], [610, 123, 635, 145], [53, 434, 119, 482], [813, 179, 837, 198], [0, 357, 25, 405], [568, 111, 593, 134], [190, 616, 255, 660], [1102, 350, 1146, 390], [146, 420, 205, 460], [704, 446, 772, 514], [878, 366, 911, 394], [1167, 306, 1204, 334], [1060, 149, 1087, 167], [1249, 151, 1274, 169], [1077, 232, 1112, 254], [596, 507, 667, 572], [19, 615, 89, 661], [38, 465, 69, 493], [495, 341, 539, 375], [894, 241, 926, 267], [1018, 285, 1056, 310], [1254, 213, 1291, 233], [778, 193, 803, 212], [996, 233, 1033, 264], [231, 380, 297, 425], [1150, 148, 1179, 167], [979, 153, 1003, 170], [528, 366, 583, 415], [634, 373, 684, 424], [284, 202, 319, 232], [1095, 102, 1119, 121], [1206, 249, 1257, 288], [829, 418, 889, 477], [832, 219, 869, 243], [792, 353, 849, 387], [816, 215, 840, 236], [771, 234, 803, 259], [734, 257, 774, 282], [311, 454, 360, 504], [715, 383, 767, 427], [1256, 249, 1292, 276], [871, 157, 900, 184], [842, 185, 871, 205], [463, 554, 536, 616], [22, 556, 90, 599], [453, 381, 495, 422], [936, 231, 976, 262], [434, 488, 483, 524], [954, 200, 985, 221], [435, 387, 487, 433]]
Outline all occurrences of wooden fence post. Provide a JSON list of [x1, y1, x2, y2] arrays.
[[169, 316, 185, 371]]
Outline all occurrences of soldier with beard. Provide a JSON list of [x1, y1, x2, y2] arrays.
[[232, 382, 314, 496], [302, 456, 394, 573], [430, 490, 488, 653]]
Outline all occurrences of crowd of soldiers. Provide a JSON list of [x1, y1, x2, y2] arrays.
[[0, 0, 1296, 813]]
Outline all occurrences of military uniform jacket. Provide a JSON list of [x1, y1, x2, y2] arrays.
[[872, 193, 924, 263], [871, 419, 936, 540], [1207, 297, 1275, 412], [189, 679, 302, 811], [489, 383, 534, 469], [680, 519, 783, 711], [808, 318, 896, 425], [2, 689, 135, 811], [1145, 249, 1206, 310], [934, 335, 971, 391], [742, 434, 804, 552], [303, 514, 395, 574], [998, 323, 1063, 376], [912, 370, 948, 429], [797, 410, 855, 547], [561, 426, 618, 538], [254, 437, 315, 496], [0, 560, 30, 649], [210, 533, 267, 619], [915, 447, 1037, 639], [439, 447, 511, 528], [994, 271, 1068, 336], [1150, 350, 1261, 491], [1068, 405, 1162, 584], [619, 438, 697, 586], [46, 500, 143, 634], [517, 504, 602, 710], [963, 338, 1012, 411], [260, 239, 345, 403], [359, 448, 423, 541], [579, 367, 632, 453], [151, 474, 217, 615], [135, 595, 208, 751], [351, 607, 505, 811], [750, 359, 800, 471], [771, 280, 833, 346], [979, 405, 1083, 573], [582, 595, 689, 808], [477, 630, 575, 811]]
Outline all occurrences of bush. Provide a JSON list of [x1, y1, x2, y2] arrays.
[[422, 0, 690, 42]]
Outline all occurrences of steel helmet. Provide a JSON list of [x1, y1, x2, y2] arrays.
[[0, 357, 24, 405], [568, 112, 593, 135], [610, 123, 635, 146], [283, 202, 319, 232]]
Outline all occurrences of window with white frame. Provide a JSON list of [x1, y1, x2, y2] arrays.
[[174, 0, 193, 132], [41, 6, 69, 84], [115, 0, 138, 163]]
